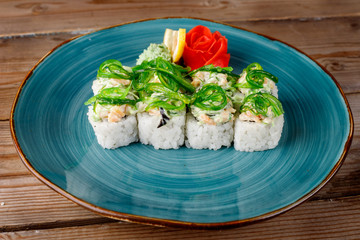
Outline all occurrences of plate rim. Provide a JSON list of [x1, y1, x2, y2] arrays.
[[10, 17, 354, 229]]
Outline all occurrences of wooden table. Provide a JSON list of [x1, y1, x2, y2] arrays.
[[1, 1, 359, 239]]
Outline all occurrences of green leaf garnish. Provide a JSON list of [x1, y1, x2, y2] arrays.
[[235, 63, 278, 89], [97, 59, 133, 80], [191, 83, 228, 111], [132, 57, 194, 93], [142, 83, 190, 111], [240, 92, 284, 117], [245, 62, 263, 73], [84, 84, 137, 106]]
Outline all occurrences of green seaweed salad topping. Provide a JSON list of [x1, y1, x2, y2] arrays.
[[84, 59, 137, 107], [241, 92, 284, 117], [234, 62, 278, 89], [191, 83, 228, 111], [85, 59, 284, 119]]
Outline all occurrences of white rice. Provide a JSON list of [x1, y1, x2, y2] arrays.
[[92, 79, 103, 95], [137, 112, 185, 149], [271, 85, 278, 98], [87, 107, 138, 149], [234, 115, 284, 152], [185, 114, 234, 150]]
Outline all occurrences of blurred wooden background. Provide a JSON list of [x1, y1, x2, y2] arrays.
[[1, 0, 359, 239]]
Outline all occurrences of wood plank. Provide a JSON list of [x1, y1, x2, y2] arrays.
[[0, 17, 359, 120], [0, 175, 106, 229], [0, 90, 358, 229], [1, 17, 358, 64], [311, 90, 360, 200], [0, 121, 32, 177], [236, 17, 360, 56], [0, 34, 75, 120], [2, 196, 360, 239], [0, 34, 74, 80], [0, 143, 356, 229], [0, 18, 358, 76], [1, 0, 360, 37], [0, 17, 359, 233], [1, 144, 358, 230], [316, 56, 360, 94], [0, 123, 106, 227]]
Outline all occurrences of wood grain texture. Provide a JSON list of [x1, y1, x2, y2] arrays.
[[0, 93, 358, 233], [1, 17, 359, 120], [2, 197, 360, 239], [0, 175, 108, 230], [0, 0, 360, 37], [1, 0, 360, 238]]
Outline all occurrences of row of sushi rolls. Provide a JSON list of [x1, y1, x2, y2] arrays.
[[85, 25, 284, 151]]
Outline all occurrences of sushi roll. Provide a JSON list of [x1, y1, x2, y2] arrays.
[[85, 60, 139, 149], [234, 93, 284, 151], [132, 57, 194, 149], [185, 66, 237, 150], [233, 63, 284, 152]]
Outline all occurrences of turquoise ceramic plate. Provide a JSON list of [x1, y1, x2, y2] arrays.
[[11, 18, 353, 229]]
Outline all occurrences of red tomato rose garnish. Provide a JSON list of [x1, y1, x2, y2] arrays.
[[182, 25, 230, 70]]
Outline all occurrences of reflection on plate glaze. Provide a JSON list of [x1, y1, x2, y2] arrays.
[[11, 17, 353, 228]]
